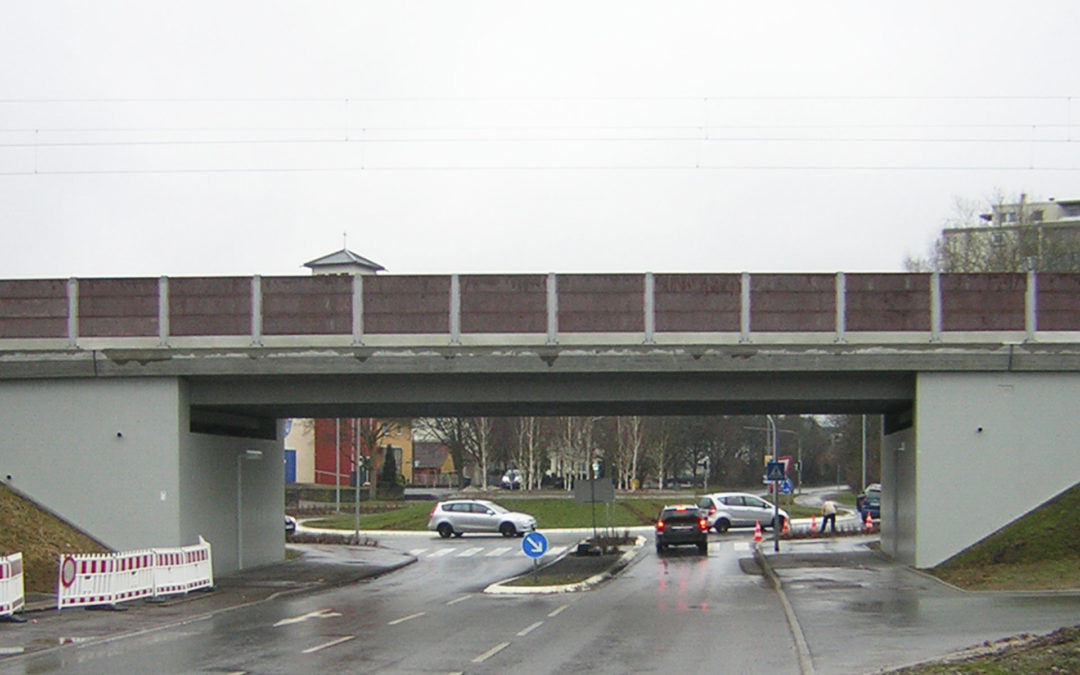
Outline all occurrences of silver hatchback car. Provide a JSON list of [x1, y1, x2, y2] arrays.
[[427, 499, 538, 538], [696, 492, 789, 533]]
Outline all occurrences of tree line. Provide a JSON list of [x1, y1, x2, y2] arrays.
[[416, 414, 882, 492]]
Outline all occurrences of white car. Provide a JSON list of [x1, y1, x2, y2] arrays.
[[427, 499, 537, 538], [696, 492, 788, 533]]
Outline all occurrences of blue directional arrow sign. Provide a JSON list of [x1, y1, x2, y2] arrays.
[[522, 531, 549, 559]]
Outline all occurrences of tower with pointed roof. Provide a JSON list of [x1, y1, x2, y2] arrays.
[[303, 249, 386, 276]]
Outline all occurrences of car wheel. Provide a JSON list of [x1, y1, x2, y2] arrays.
[[697, 542, 708, 554], [437, 523, 453, 539], [499, 522, 517, 537], [714, 519, 730, 534]]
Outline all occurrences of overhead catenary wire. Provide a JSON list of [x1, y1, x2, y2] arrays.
[[0, 94, 1075, 175]]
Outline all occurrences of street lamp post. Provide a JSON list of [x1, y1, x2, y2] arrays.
[[236, 449, 264, 570]]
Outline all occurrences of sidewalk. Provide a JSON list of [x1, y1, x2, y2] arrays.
[[0, 544, 415, 661]]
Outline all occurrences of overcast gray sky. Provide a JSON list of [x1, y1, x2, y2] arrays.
[[2, 2, 1078, 279]]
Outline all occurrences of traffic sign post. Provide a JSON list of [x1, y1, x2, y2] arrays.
[[765, 461, 785, 552], [522, 532, 549, 579]]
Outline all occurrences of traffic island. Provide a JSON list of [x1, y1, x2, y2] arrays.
[[485, 536, 645, 594]]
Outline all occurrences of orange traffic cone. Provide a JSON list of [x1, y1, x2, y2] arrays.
[[782, 516, 791, 537], [864, 511, 873, 533], [753, 520, 763, 543], [810, 515, 818, 535]]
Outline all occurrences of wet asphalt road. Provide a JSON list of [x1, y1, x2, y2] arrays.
[[3, 529, 1080, 673]]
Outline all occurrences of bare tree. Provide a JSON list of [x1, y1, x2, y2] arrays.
[[615, 416, 645, 490], [906, 190, 1080, 273], [515, 416, 541, 489]]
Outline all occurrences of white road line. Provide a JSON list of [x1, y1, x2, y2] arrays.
[[273, 608, 341, 627], [388, 611, 426, 626], [457, 547, 484, 558], [446, 594, 472, 606], [471, 641, 511, 663], [486, 546, 512, 557], [516, 621, 544, 636], [546, 545, 567, 557], [427, 548, 454, 558], [548, 604, 569, 617], [408, 548, 428, 556], [732, 542, 750, 551], [301, 636, 355, 654]]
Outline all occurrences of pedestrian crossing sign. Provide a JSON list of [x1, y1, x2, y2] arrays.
[[766, 461, 785, 481]]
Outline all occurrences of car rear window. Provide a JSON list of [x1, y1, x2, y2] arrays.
[[660, 508, 702, 522]]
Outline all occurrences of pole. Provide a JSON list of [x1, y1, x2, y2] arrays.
[[766, 415, 779, 552], [335, 418, 341, 513], [861, 414, 867, 492], [796, 435, 803, 495], [236, 453, 243, 569], [354, 419, 361, 540]]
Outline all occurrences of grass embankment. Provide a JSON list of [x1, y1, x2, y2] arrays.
[[930, 483, 1080, 591], [0, 484, 108, 594], [304, 497, 675, 530], [304, 494, 820, 531]]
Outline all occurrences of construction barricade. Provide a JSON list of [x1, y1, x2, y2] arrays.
[[0, 552, 25, 618], [153, 538, 213, 597], [58, 537, 213, 610]]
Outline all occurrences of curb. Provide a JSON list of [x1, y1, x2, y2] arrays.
[[484, 536, 646, 595], [754, 543, 816, 675]]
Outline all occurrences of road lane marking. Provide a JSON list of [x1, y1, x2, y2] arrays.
[[302, 636, 355, 654], [517, 621, 544, 636], [733, 542, 750, 551], [471, 641, 511, 663], [274, 608, 342, 627], [548, 604, 569, 617], [388, 611, 426, 626], [446, 594, 472, 606], [408, 548, 428, 556], [457, 547, 484, 558], [427, 548, 454, 558], [486, 546, 512, 557], [547, 545, 567, 557]]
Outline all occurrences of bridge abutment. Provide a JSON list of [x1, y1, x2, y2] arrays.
[[0, 377, 282, 574], [887, 371, 1080, 568]]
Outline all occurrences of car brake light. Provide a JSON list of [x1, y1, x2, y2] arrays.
[[656, 520, 665, 532], [698, 518, 708, 531], [675, 506, 688, 511], [429, 505, 437, 518], [708, 506, 716, 515]]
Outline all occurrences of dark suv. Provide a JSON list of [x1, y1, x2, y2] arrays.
[[655, 505, 709, 555], [857, 484, 881, 521]]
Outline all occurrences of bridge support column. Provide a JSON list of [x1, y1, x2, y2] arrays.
[[894, 371, 1080, 568], [0, 378, 283, 575]]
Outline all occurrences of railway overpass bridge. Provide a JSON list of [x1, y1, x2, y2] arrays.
[[3, 271, 1080, 572]]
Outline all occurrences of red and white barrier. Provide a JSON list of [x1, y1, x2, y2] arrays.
[[58, 537, 213, 610], [0, 552, 24, 618], [153, 537, 214, 597], [183, 537, 214, 593], [58, 552, 116, 609], [112, 551, 155, 603]]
